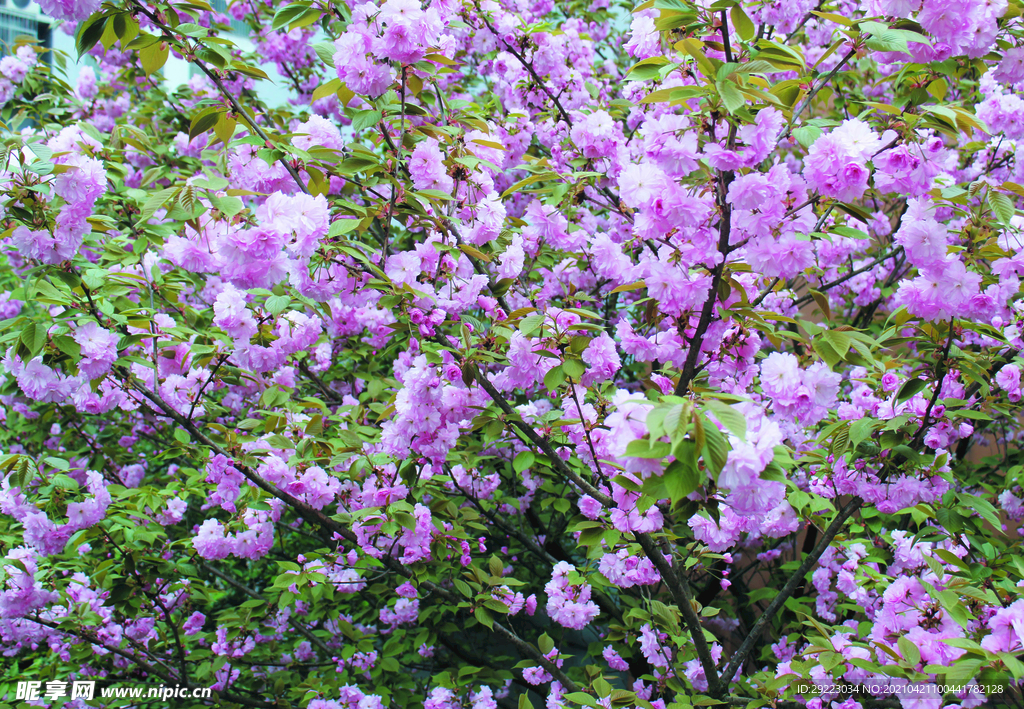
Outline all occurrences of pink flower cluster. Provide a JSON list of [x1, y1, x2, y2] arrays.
[[9, 153, 106, 265], [544, 561, 599, 630], [191, 510, 275, 561], [0, 469, 110, 559], [380, 351, 489, 466], [333, 0, 454, 97]]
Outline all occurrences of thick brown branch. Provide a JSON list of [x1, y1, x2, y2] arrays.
[[674, 171, 734, 396], [450, 351, 720, 692], [716, 496, 862, 693]]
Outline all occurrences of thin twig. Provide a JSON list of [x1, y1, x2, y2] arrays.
[[130, 2, 310, 195], [200, 562, 334, 658], [790, 248, 900, 307], [779, 47, 859, 142]]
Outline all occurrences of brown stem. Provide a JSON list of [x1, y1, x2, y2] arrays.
[[910, 320, 956, 449], [27, 616, 277, 708], [779, 47, 859, 141], [447, 348, 719, 692], [674, 170, 734, 396], [200, 562, 334, 658], [790, 247, 901, 307], [715, 496, 862, 694]]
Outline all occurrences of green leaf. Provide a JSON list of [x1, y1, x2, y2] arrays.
[[613, 475, 643, 493], [190, 107, 223, 141], [562, 357, 586, 381], [483, 598, 510, 613], [140, 40, 170, 75], [499, 171, 557, 199], [933, 549, 970, 571], [288, 7, 323, 31], [51, 473, 79, 490], [265, 295, 290, 316], [730, 5, 755, 41], [140, 187, 179, 223], [896, 378, 927, 402], [351, 109, 383, 133], [664, 402, 692, 441], [936, 507, 965, 533], [543, 364, 565, 391], [1002, 653, 1024, 680], [754, 39, 806, 71], [43, 456, 70, 471], [311, 77, 342, 103], [272, 2, 311, 30], [563, 693, 600, 709], [958, 494, 1002, 530], [716, 79, 746, 114], [792, 125, 822, 148], [513, 451, 535, 473], [830, 425, 850, 459], [849, 418, 877, 450], [897, 636, 920, 666], [988, 191, 1015, 225], [76, 15, 108, 59], [208, 194, 244, 218], [20, 323, 46, 357], [474, 606, 493, 629], [329, 219, 362, 236], [625, 439, 672, 459], [664, 442, 702, 504], [948, 409, 991, 421], [703, 400, 746, 440], [313, 41, 336, 68], [394, 512, 417, 530], [832, 225, 870, 240], [519, 314, 544, 336], [701, 416, 729, 482], [821, 329, 851, 356], [624, 57, 670, 82], [812, 337, 842, 369], [646, 406, 669, 440]]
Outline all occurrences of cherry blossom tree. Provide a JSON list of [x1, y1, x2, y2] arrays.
[[1, 0, 1023, 708]]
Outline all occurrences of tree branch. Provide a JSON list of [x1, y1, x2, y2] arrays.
[[779, 47, 859, 142], [715, 496, 862, 693], [200, 562, 334, 658], [790, 248, 900, 307], [674, 170, 734, 396], [129, 2, 310, 196], [128, 380, 579, 692], [449, 350, 720, 692]]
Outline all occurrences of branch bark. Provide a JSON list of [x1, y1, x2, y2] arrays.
[[715, 496, 863, 694], [130, 381, 579, 692], [451, 350, 721, 692], [673, 170, 734, 396], [27, 616, 278, 709]]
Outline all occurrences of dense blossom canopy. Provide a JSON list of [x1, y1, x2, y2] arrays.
[[0, 0, 1023, 708]]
